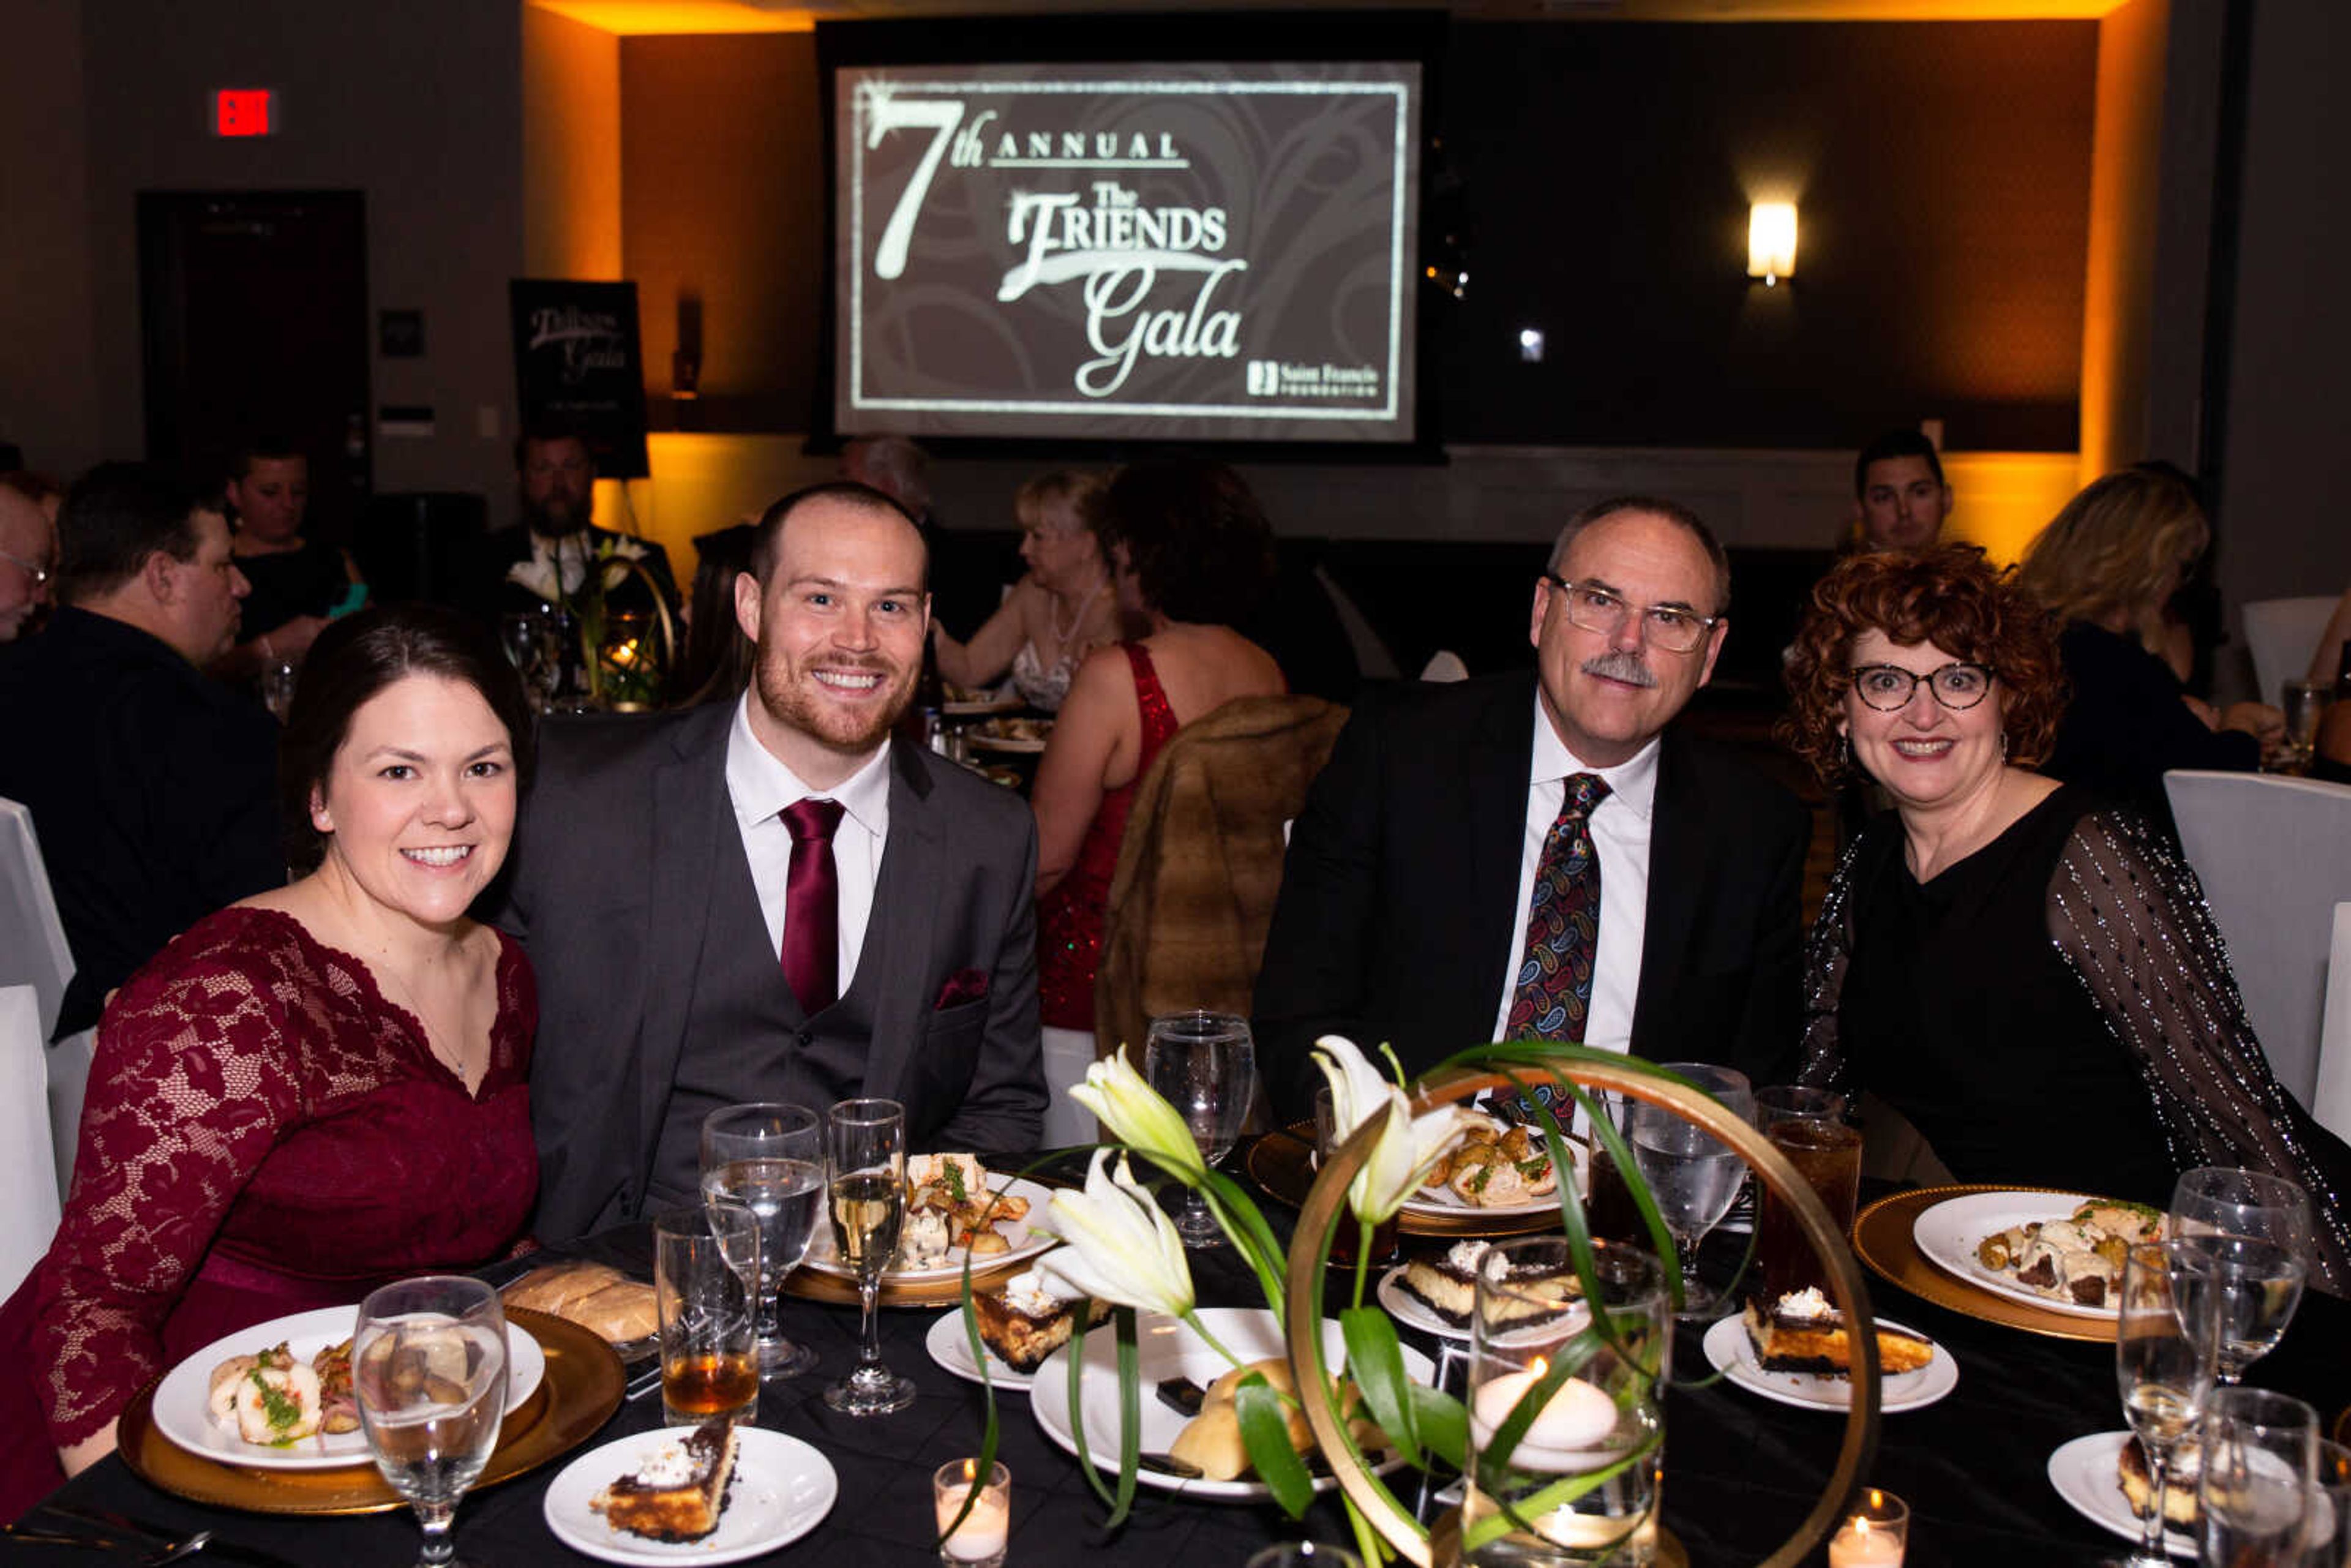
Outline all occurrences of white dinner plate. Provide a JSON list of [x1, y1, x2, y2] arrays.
[[926, 1307, 1037, 1392], [2047, 1431, 2195, 1558], [1028, 1305, 1431, 1502], [943, 696, 1022, 718], [152, 1305, 546, 1471], [1699, 1314, 1955, 1414], [1398, 1136, 1589, 1220], [1910, 1189, 2118, 1320], [800, 1175, 1057, 1284], [542, 1425, 838, 1565], [966, 731, 1048, 755]]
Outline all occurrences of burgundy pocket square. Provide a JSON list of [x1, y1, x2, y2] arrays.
[[935, 969, 988, 1009]]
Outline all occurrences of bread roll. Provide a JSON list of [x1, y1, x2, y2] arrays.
[[502, 1262, 657, 1343]]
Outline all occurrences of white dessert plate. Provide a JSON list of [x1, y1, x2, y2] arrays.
[[543, 1425, 838, 1566], [1911, 1189, 2118, 1320], [2047, 1431, 2194, 1558], [152, 1304, 546, 1471], [1376, 1264, 1473, 1341], [966, 719, 1052, 754], [1700, 1314, 1955, 1414], [1029, 1305, 1431, 1502], [801, 1174, 1057, 1284], [926, 1307, 1037, 1392]]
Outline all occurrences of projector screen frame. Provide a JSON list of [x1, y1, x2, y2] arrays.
[[812, 10, 1449, 465]]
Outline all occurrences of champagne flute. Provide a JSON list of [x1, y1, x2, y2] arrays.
[[824, 1096, 915, 1416], [2199, 1387, 2319, 1567], [354, 1275, 508, 1568], [702, 1102, 824, 1379], [1142, 1010, 1256, 1248], [1625, 1062, 1753, 1319], [2115, 1239, 2222, 1568]]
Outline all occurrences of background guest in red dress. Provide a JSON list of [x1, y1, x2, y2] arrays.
[[0, 604, 539, 1520], [1032, 460, 1283, 1108]]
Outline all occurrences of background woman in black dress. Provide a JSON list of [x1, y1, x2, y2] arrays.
[[1782, 545, 2350, 1295]]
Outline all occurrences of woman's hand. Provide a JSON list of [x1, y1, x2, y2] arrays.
[[2218, 700, 2286, 745]]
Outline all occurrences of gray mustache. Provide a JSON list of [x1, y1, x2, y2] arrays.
[[1580, 650, 1657, 688]]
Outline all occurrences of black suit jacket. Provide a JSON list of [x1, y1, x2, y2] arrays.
[[1253, 670, 1810, 1117], [467, 523, 681, 628], [503, 703, 1045, 1241], [0, 608, 283, 1037]]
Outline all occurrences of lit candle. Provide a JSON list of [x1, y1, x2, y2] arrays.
[[934, 1460, 1011, 1562], [1471, 1362, 1619, 1457], [1828, 1519, 1903, 1567]]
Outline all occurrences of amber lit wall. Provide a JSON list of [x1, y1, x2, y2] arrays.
[[614, 19, 2098, 455]]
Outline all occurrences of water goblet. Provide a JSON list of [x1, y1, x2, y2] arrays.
[[2173, 1167, 2313, 1255], [2175, 1229, 2305, 1387], [2200, 1387, 2319, 1567], [1142, 1010, 1255, 1248], [498, 610, 556, 713], [261, 658, 298, 722], [354, 1275, 509, 1568], [1625, 1063, 1753, 1319], [2114, 1239, 2222, 1568], [823, 1096, 916, 1416], [702, 1102, 823, 1378]]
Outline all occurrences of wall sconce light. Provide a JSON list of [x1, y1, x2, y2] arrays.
[[1748, 201, 1798, 286]]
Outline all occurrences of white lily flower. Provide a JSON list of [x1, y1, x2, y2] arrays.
[[506, 557, 561, 604], [1312, 1033, 1482, 1226], [1033, 1150, 1196, 1318], [1068, 1045, 1207, 1183]]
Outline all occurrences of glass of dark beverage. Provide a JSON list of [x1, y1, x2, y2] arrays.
[[1581, 1091, 1646, 1246], [1749, 1087, 1861, 1310], [653, 1206, 761, 1427]]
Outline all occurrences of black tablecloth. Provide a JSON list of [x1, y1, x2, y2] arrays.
[[23, 1163, 2351, 1566]]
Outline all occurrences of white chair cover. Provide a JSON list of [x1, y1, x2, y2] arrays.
[[0, 797, 92, 1198], [1419, 650, 1469, 683], [2164, 770, 2351, 1110], [0, 985, 60, 1300], [2241, 595, 2338, 706], [2311, 902, 2351, 1145], [1038, 1024, 1099, 1149]]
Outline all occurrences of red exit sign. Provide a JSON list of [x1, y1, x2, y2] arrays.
[[214, 89, 275, 138]]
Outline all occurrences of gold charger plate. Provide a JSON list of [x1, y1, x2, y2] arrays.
[[782, 1250, 1041, 1308], [1852, 1182, 2119, 1344], [1247, 1123, 1562, 1239], [115, 1306, 624, 1514]]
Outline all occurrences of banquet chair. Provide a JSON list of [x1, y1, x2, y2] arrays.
[[2164, 770, 2351, 1111], [2241, 595, 2338, 705], [0, 797, 88, 1198], [2311, 903, 2351, 1145], [0, 985, 60, 1300], [1092, 695, 1349, 1129]]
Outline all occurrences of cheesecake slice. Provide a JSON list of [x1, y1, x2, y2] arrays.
[[2119, 1432, 2202, 1529], [970, 1270, 1084, 1373], [591, 1417, 738, 1542], [1741, 1289, 1935, 1378], [1398, 1240, 1580, 1329]]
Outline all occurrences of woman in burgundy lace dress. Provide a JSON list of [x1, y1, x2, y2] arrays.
[[1, 605, 540, 1520], [1031, 461, 1284, 1103]]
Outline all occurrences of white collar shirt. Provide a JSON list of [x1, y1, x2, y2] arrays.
[[1488, 691, 1660, 1055], [724, 692, 893, 992]]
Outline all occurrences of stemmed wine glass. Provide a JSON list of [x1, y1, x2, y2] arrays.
[[2113, 1239, 2222, 1568], [354, 1275, 509, 1568], [823, 1097, 915, 1416], [702, 1103, 824, 1379], [498, 610, 557, 714], [1142, 1010, 1256, 1248], [1625, 1062, 1754, 1319], [2197, 1387, 2319, 1567], [2171, 1167, 2312, 1385]]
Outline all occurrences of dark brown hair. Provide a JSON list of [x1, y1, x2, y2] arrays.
[[1090, 457, 1275, 626], [279, 605, 536, 874], [1779, 544, 2067, 785]]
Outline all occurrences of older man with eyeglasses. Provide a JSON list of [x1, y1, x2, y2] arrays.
[[1254, 495, 1812, 1117]]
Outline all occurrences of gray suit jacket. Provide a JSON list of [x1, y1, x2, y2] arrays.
[[502, 702, 1045, 1242]]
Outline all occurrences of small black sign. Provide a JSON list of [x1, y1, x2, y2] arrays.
[[378, 309, 424, 358], [508, 279, 650, 479]]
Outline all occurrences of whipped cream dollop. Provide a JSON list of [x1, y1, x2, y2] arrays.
[[630, 1441, 700, 1488], [999, 1269, 1075, 1318], [1775, 1286, 1835, 1321], [1445, 1240, 1492, 1274]]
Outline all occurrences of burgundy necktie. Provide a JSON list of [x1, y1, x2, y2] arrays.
[[1506, 772, 1610, 1044], [779, 798, 846, 1013]]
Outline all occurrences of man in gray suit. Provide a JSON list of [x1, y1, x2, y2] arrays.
[[509, 482, 1045, 1241]]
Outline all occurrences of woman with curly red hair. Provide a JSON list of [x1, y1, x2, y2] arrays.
[[1783, 545, 2351, 1294]]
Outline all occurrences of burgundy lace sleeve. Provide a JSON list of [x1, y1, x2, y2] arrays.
[[30, 947, 298, 1446], [2048, 809, 2351, 1296]]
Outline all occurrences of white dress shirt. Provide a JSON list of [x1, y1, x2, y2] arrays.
[[724, 693, 893, 993], [1488, 690, 1659, 1054]]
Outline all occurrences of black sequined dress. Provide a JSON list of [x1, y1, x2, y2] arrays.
[[1800, 782, 2351, 1296]]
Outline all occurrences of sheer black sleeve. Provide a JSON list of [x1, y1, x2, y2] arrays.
[[1795, 837, 1866, 1097], [2049, 808, 2351, 1296]]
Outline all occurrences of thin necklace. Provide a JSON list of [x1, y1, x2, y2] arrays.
[[1049, 576, 1106, 658]]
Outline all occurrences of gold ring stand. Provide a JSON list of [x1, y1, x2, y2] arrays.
[[1284, 1060, 1881, 1567]]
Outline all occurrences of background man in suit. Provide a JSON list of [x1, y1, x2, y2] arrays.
[[511, 481, 1044, 1241], [471, 423, 679, 626], [0, 463, 282, 1037], [1851, 429, 1952, 553], [1254, 495, 1810, 1117]]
